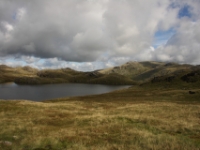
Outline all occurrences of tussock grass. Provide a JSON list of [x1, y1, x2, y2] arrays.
[[1, 85, 200, 150]]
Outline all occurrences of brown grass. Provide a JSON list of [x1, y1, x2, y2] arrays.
[[0, 85, 200, 150]]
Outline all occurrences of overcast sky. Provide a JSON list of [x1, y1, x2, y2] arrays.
[[0, 0, 200, 71]]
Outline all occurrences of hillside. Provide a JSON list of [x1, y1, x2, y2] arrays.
[[98, 61, 196, 82], [0, 65, 135, 85], [1, 62, 200, 149], [98, 61, 163, 78], [1, 61, 200, 85], [0, 65, 38, 83], [142, 66, 200, 90]]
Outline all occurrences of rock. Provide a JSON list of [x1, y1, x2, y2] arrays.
[[189, 91, 195, 94], [0, 141, 12, 146], [13, 135, 19, 140], [4, 141, 12, 146]]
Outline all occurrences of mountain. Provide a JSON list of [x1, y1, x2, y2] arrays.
[[13, 67, 135, 85], [98, 61, 164, 78], [98, 61, 194, 82], [1, 61, 200, 85]]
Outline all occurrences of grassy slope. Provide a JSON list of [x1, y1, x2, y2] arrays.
[[0, 61, 198, 85], [98, 61, 160, 78], [133, 63, 193, 82], [0, 65, 135, 85], [0, 65, 38, 83], [1, 62, 200, 149], [1, 82, 200, 149], [98, 61, 195, 82]]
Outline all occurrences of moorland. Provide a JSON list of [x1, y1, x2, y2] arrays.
[[0, 61, 200, 150]]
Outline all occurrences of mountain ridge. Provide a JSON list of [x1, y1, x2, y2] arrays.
[[0, 61, 200, 85]]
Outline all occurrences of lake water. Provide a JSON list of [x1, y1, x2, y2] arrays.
[[0, 83, 130, 101]]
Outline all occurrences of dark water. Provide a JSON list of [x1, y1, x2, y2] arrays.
[[0, 83, 130, 101]]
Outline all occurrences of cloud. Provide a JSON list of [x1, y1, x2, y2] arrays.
[[154, 20, 200, 64], [0, 0, 200, 70], [1, 21, 14, 31], [15, 8, 26, 21], [0, 0, 176, 59], [0, 0, 109, 61]]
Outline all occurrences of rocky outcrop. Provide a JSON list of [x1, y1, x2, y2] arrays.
[[181, 71, 200, 82], [151, 76, 175, 83], [189, 91, 196, 94]]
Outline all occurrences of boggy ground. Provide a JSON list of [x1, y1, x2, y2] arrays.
[[0, 85, 200, 150]]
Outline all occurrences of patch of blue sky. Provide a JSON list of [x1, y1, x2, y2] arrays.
[[2, 57, 26, 66], [153, 28, 175, 48], [178, 5, 192, 18], [169, 2, 192, 18], [37, 58, 46, 64]]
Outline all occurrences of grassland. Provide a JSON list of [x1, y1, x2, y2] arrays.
[[0, 84, 200, 150], [1, 62, 200, 149]]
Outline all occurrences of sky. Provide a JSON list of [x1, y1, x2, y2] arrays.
[[0, 0, 200, 71]]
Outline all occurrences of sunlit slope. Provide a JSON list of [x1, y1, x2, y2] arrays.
[[98, 61, 195, 82], [15, 68, 135, 85], [0, 65, 38, 83], [98, 61, 164, 77]]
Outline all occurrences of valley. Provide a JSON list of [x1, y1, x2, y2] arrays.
[[0, 61, 200, 150]]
